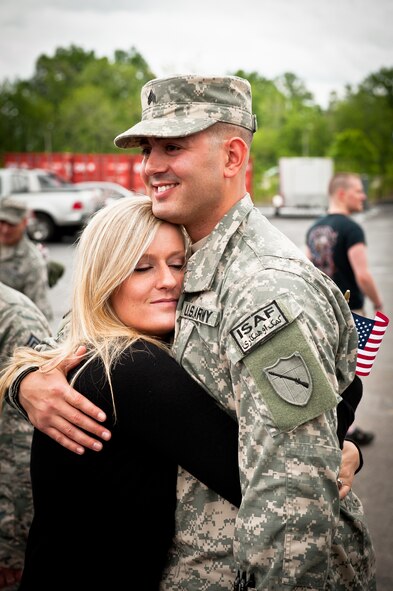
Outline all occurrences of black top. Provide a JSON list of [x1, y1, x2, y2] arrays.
[[19, 341, 241, 591], [306, 213, 365, 309], [337, 375, 363, 448]]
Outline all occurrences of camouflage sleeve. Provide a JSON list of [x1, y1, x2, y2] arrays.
[[22, 251, 54, 323], [0, 404, 34, 569], [0, 298, 52, 569], [225, 279, 361, 588], [0, 300, 51, 361], [5, 314, 68, 414]]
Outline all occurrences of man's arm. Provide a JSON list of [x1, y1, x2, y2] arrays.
[[348, 243, 383, 310], [12, 349, 112, 455]]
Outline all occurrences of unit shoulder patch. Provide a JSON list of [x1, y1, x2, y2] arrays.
[[242, 318, 338, 432], [264, 353, 312, 406], [230, 300, 288, 354]]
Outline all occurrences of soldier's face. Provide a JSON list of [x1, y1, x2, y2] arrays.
[[139, 130, 229, 242], [0, 220, 26, 245], [110, 223, 185, 337]]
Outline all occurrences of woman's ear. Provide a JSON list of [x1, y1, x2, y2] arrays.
[[223, 137, 249, 178]]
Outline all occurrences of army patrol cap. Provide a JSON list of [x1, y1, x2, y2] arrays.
[[114, 75, 258, 148], [0, 197, 28, 224]]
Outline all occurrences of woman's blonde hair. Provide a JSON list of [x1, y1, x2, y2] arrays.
[[0, 195, 189, 413]]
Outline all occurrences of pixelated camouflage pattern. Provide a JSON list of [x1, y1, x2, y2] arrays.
[[0, 235, 53, 322], [0, 282, 51, 582], [114, 75, 257, 148], [5, 313, 68, 416], [161, 195, 376, 590]]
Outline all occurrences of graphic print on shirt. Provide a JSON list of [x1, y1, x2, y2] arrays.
[[308, 226, 338, 277]]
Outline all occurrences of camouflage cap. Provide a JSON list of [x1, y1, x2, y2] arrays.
[[114, 75, 257, 149], [0, 197, 28, 224]]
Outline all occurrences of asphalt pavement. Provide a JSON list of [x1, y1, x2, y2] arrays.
[[47, 202, 393, 590]]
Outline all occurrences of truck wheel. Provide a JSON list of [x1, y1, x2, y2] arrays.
[[27, 213, 57, 242]]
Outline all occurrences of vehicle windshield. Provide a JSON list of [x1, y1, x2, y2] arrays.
[[37, 172, 69, 189]]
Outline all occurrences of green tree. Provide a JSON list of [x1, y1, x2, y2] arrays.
[[237, 70, 328, 200], [0, 79, 55, 152], [327, 67, 393, 197], [54, 85, 117, 152], [328, 129, 378, 174]]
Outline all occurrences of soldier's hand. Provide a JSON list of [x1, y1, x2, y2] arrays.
[[338, 440, 360, 500], [19, 347, 111, 455]]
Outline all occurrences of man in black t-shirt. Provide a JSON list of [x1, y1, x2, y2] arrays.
[[306, 172, 383, 445]]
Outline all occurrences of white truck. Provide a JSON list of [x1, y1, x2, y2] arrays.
[[273, 157, 334, 215], [0, 168, 105, 241]]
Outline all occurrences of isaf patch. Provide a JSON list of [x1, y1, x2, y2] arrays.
[[264, 353, 312, 406], [230, 300, 288, 354]]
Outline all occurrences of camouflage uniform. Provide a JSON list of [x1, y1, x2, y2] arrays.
[[0, 234, 53, 323], [158, 196, 376, 590], [0, 282, 51, 589], [113, 75, 376, 590]]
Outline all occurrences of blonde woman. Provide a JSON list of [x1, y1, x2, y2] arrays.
[[0, 196, 241, 590]]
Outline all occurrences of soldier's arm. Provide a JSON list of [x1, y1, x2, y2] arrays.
[[5, 310, 112, 455], [0, 299, 51, 578], [234, 351, 348, 586], [8, 348, 112, 455], [226, 290, 360, 587]]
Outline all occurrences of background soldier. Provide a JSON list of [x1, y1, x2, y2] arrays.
[[0, 198, 53, 323], [0, 281, 51, 590]]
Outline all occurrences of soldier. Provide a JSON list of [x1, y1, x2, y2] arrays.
[[0, 282, 51, 590], [8, 76, 375, 590], [0, 198, 53, 323]]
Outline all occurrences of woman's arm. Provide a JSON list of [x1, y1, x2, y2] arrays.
[[107, 342, 242, 507]]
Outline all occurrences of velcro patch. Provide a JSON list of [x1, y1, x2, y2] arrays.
[[243, 319, 338, 432], [230, 300, 288, 354], [180, 301, 219, 326], [264, 353, 312, 406]]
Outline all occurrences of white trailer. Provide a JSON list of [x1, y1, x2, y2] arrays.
[[276, 157, 334, 213]]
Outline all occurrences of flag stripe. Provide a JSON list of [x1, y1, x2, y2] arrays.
[[353, 311, 390, 377]]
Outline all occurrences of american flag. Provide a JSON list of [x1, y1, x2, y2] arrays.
[[352, 311, 390, 377]]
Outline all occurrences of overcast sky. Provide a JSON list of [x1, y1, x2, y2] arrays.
[[1, 0, 392, 108]]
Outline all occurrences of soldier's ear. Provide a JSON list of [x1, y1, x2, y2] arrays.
[[223, 137, 248, 179]]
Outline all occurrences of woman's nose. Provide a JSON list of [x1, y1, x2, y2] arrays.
[[157, 266, 178, 288]]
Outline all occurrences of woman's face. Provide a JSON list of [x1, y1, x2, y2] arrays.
[[111, 222, 186, 336]]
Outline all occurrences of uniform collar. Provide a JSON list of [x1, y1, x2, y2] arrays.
[[0, 235, 27, 259], [183, 193, 253, 292]]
